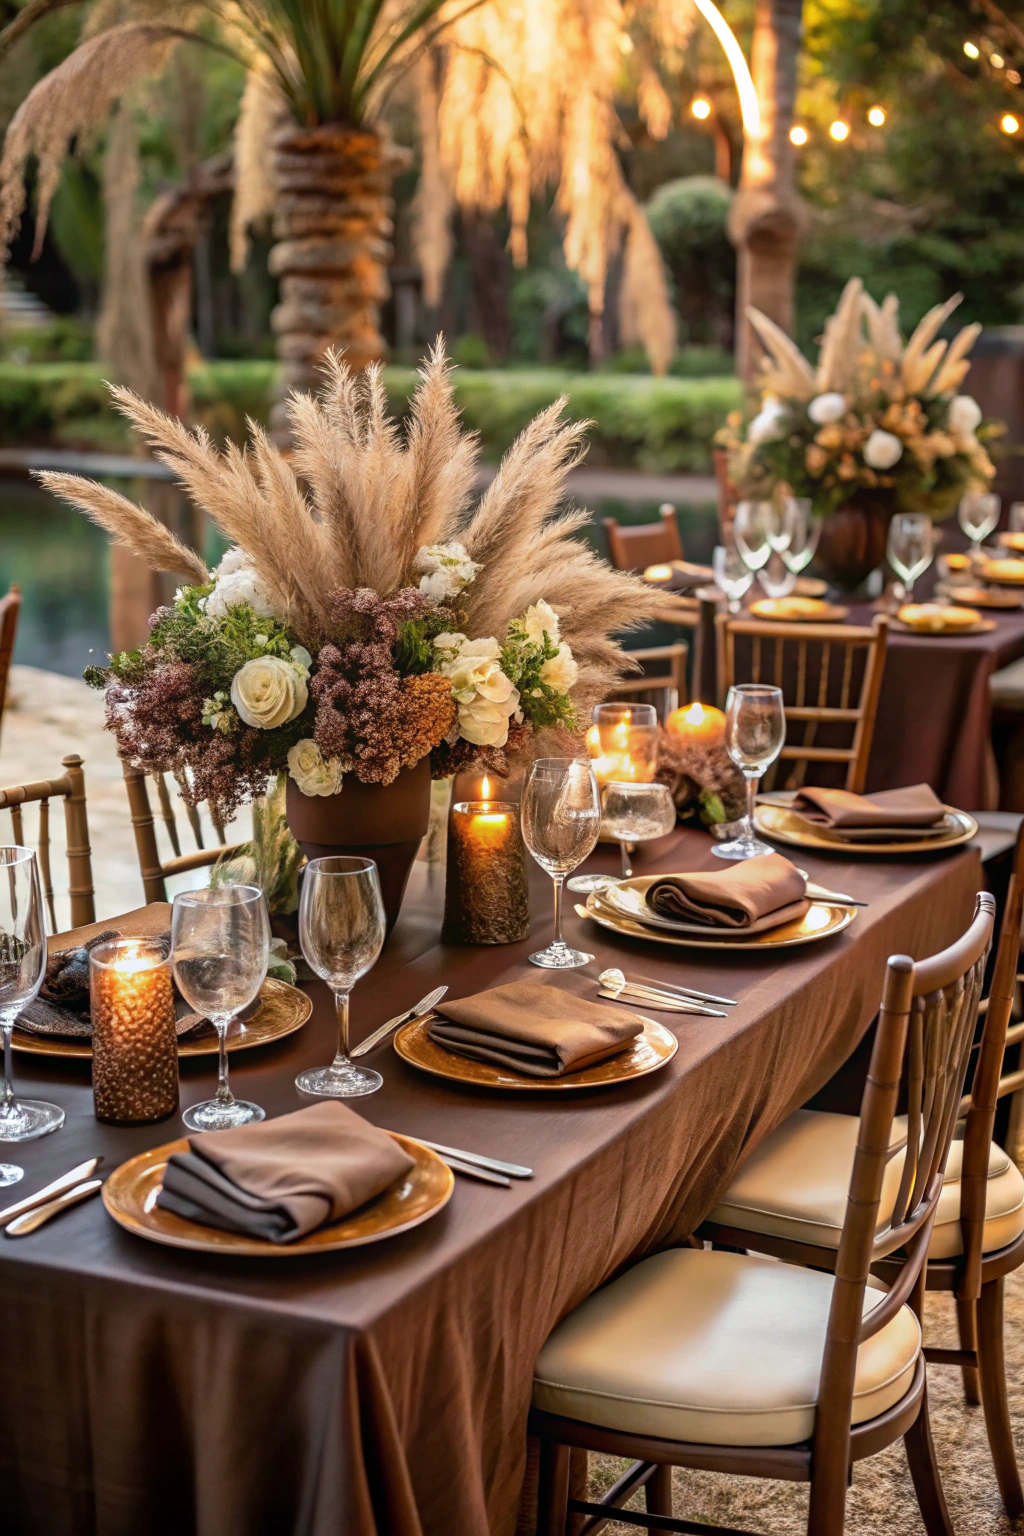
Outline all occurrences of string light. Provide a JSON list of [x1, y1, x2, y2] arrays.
[[1002, 112, 1020, 134], [992, 53, 1005, 69], [690, 97, 712, 120], [691, 0, 761, 139], [829, 120, 850, 142], [867, 106, 886, 126], [789, 124, 809, 146], [1008, 68, 1021, 84], [964, 41, 980, 59]]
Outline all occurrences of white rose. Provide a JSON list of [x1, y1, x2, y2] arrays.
[[948, 395, 982, 436], [747, 400, 788, 445], [446, 642, 516, 705], [457, 689, 521, 747], [414, 541, 481, 600], [808, 392, 846, 425], [287, 738, 346, 797], [214, 546, 249, 577], [863, 429, 904, 470], [522, 599, 560, 648], [203, 565, 281, 621], [539, 641, 578, 692], [231, 656, 308, 730], [433, 630, 466, 661]]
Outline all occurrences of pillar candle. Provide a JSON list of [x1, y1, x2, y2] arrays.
[[89, 938, 179, 1125], [665, 700, 727, 746], [442, 800, 530, 944]]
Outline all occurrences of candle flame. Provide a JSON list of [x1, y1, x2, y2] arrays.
[[480, 774, 492, 800], [684, 701, 705, 724]]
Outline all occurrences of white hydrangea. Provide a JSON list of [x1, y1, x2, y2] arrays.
[[202, 562, 281, 621], [522, 599, 560, 648], [413, 541, 481, 601], [863, 429, 904, 470], [747, 400, 789, 446], [807, 392, 846, 425], [948, 395, 982, 437]]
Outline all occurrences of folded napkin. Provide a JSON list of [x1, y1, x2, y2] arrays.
[[645, 852, 809, 931], [790, 784, 949, 843], [155, 1101, 414, 1243], [428, 981, 644, 1078]]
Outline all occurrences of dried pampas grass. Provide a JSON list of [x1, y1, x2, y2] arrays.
[[35, 472, 209, 586]]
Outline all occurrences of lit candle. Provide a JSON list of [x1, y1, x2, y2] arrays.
[[89, 938, 179, 1125], [442, 798, 530, 944], [643, 562, 674, 583], [666, 700, 727, 746], [586, 713, 659, 784]]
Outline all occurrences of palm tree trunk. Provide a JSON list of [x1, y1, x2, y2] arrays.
[[268, 124, 403, 441], [728, 0, 806, 379]]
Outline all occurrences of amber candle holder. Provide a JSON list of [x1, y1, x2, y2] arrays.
[[442, 800, 529, 945], [89, 939, 179, 1125]]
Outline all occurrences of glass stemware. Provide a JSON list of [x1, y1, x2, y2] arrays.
[[521, 758, 601, 968], [712, 544, 755, 613], [759, 552, 798, 600], [733, 500, 773, 573], [0, 846, 63, 1185], [570, 704, 659, 893], [887, 512, 935, 600], [780, 500, 821, 575], [1009, 502, 1024, 536], [712, 685, 786, 861], [172, 884, 270, 1130], [296, 856, 387, 1097], [600, 781, 677, 878], [958, 492, 999, 557]]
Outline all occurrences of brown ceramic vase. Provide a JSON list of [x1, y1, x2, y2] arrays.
[[815, 499, 891, 592]]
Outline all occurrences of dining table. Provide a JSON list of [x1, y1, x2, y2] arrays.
[[0, 825, 987, 1536]]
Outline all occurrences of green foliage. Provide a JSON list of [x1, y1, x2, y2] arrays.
[[645, 175, 735, 348], [501, 618, 576, 732], [211, 776, 303, 919], [0, 316, 94, 362], [394, 606, 460, 675]]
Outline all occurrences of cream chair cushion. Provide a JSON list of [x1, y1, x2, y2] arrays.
[[533, 1249, 920, 1447], [708, 1109, 1024, 1260]]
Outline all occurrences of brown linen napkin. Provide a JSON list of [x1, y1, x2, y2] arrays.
[[790, 784, 949, 843], [645, 852, 809, 930], [155, 1101, 415, 1243], [428, 981, 644, 1078]]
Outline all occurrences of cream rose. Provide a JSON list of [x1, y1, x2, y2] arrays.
[[287, 739, 346, 796], [231, 656, 307, 730], [948, 395, 982, 436], [442, 636, 517, 705], [747, 400, 788, 445], [414, 541, 481, 601], [539, 641, 578, 692], [457, 690, 521, 747], [203, 564, 281, 621], [522, 599, 560, 648], [807, 392, 846, 425], [863, 429, 904, 470]]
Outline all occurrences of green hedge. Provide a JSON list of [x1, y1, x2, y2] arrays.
[[0, 360, 740, 473]]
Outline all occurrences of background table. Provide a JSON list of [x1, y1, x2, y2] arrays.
[[0, 830, 984, 1536]]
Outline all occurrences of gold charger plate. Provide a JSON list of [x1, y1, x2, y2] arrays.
[[980, 560, 1024, 586], [102, 1132, 453, 1257], [748, 598, 849, 622], [583, 889, 854, 950], [946, 585, 1024, 611], [393, 1013, 677, 1091], [753, 803, 978, 857], [892, 615, 996, 636], [12, 977, 311, 1060]]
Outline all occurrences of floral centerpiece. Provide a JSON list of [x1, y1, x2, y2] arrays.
[[717, 279, 1001, 588], [42, 344, 675, 923]]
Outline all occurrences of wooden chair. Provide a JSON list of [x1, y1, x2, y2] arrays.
[[121, 760, 241, 903], [603, 505, 683, 573], [608, 643, 689, 720], [0, 754, 95, 930], [716, 612, 889, 793], [702, 834, 1024, 1519], [532, 893, 994, 1535], [713, 445, 737, 545], [0, 583, 21, 746]]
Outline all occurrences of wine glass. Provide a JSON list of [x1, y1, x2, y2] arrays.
[[766, 499, 797, 554], [172, 884, 270, 1130], [759, 552, 798, 600], [713, 544, 754, 613], [713, 685, 786, 861], [887, 512, 935, 600], [0, 847, 63, 1184], [296, 856, 386, 1097], [600, 781, 677, 878], [780, 500, 821, 574], [521, 758, 601, 968], [733, 501, 773, 572], [570, 703, 659, 893], [959, 492, 999, 557]]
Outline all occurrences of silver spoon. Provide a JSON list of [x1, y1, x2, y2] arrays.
[[599, 971, 726, 1018], [600, 967, 733, 1010]]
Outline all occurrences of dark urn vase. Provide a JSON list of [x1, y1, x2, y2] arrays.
[[286, 757, 432, 934], [815, 500, 891, 593]]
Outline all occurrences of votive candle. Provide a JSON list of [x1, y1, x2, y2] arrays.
[[89, 938, 179, 1125], [442, 800, 530, 944], [665, 700, 727, 746]]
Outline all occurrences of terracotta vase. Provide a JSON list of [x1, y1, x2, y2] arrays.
[[285, 758, 432, 934], [815, 500, 892, 593]]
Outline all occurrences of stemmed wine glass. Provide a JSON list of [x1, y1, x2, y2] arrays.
[[733, 501, 773, 574], [600, 781, 677, 878], [521, 758, 601, 968], [887, 512, 935, 600], [0, 846, 63, 1185], [781, 502, 821, 576], [759, 553, 798, 600], [959, 492, 999, 559], [296, 856, 387, 1097], [713, 685, 786, 861], [172, 884, 270, 1130], [712, 544, 754, 613], [1009, 502, 1024, 536]]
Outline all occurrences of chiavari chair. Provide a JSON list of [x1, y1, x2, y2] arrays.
[[531, 893, 994, 1535], [607, 643, 689, 720], [0, 582, 21, 747], [716, 611, 889, 793], [0, 753, 95, 930], [603, 506, 684, 573], [121, 760, 242, 904]]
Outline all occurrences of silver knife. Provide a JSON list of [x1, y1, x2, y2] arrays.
[[417, 1140, 533, 1179], [626, 972, 737, 1008], [599, 987, 726, 1018], [438, 1155, 511, 1188], [5, 1178, 103, 1236], [0, 1157, 102, 1229], [351, 986, 448, 1058]]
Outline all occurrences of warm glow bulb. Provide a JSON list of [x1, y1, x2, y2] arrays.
[[1008, 68, 1021, 84], [964, 41, 980, 59], [691, 0, 762, 139], [829, 119, 850, 142], [867, 106, 886, 126], [690, 96, 712, 120], [992, 52, 1005, 69], [789, 124, 809, 146], [1002, 112, 1020, 134]]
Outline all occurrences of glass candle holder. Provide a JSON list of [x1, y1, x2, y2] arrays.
[[585, 702, 659, 786], [442, 800, 530, 944], [89, 938, 179, 1125]]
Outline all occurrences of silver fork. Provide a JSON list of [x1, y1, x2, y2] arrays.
[[351, 986, 448, 1058]]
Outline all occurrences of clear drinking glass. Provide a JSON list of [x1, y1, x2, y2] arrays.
[[712, 544, 755, 613], [600, 781, 677, 878], [521, 758, 601, 968], [296, 856, 387, 1097], [781, 501, 821, 574], [733, 500, 773, 572], [766, 499, 797, 554], [759, 552, 798, 599], [570, 703, 659, 893], [0, 847, 63, 1184], [887, 512, 935, 599], [959, 492, 999, 555], [172, 884, 270, 1130], [713, 685, 786, 861]]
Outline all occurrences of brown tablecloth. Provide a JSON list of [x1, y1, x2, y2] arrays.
[[0, 829, 983, 1536]]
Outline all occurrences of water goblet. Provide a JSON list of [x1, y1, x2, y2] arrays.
[[172, 884, 270, 1130], [959, 492, 999, 558], [759, 552, 798, 600], [780, 500, 821, 574], [712, 544, 755, 613], [733, 500, 773, 573], [296, 856, 387, 1098], [522, 758, 601, 968], [712, 685, 786, 861], [887, 511, 935, 601], [0, 846, 63, 1185], [569, 703, 659, 893], [600, 781, 677, 878]]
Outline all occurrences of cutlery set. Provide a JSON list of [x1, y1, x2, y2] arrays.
[[0, 1156, 104, 1236]]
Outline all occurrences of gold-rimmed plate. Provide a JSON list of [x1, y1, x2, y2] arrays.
[[753, 803, 978, 857], [393, 1014, 677, 1091], [12, 978, 311, 1060], [946, 585, 1024, 611], [102, 1132, 453, 1257], [584, 888, 854, 950], [748, 597, 849, 623]]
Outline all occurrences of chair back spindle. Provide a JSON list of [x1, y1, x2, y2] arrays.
[[122, 760, 241, 903], [0, 753, 96, 929], [603, 506, 683, 573]]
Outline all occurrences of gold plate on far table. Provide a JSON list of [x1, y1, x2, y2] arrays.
[[102, 1132, 453, 1257], [979, 559, 1024, 586], [748, 597, 849, 623], [753, 802, 978, 857], [393, 1013, 677, 1091], [11, 977, 311, 1060], [583, 889, 855, 950], [946, 585, 1024, 611]]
